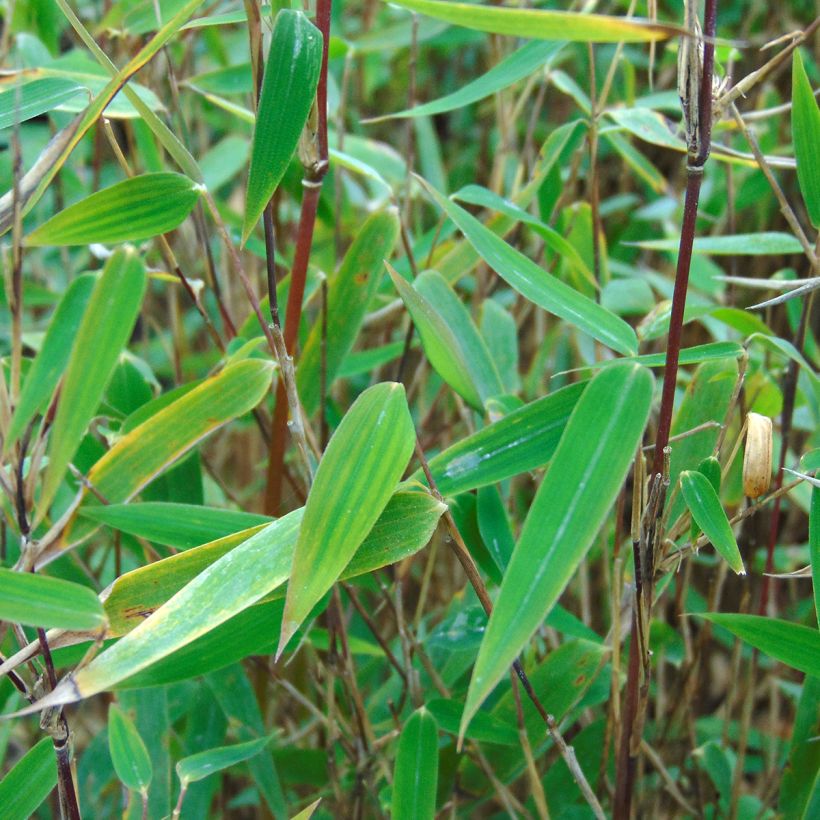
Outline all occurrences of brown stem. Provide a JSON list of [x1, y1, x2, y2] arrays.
[[615, 3, 717, 816], [264, 0, 332, 515]]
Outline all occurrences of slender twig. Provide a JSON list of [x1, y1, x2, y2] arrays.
[[615, 3, 718, 816]]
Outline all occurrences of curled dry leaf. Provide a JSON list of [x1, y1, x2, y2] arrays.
[[743, 412, 773, 498]]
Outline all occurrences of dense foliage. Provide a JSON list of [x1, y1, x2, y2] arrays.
[[0, 0, 818, 817]]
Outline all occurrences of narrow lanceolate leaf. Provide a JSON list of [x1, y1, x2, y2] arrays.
[[109, 704, 152, 793], [101, 488, 443, 640], [392, 707, 439, 820], [0, 737, 56, 820], [242, 9, 323, 243], [383, 0, 678, 42], [792, 51, 820, 227], [461, 363, 653, 737], [39, 249, 146, 515], [80, 503, 270, 550], [680, 471, 745, 575], [389, 265, 503, 410], [372, 40, 564, 121], [699, 614, 820, 678], [278, 383, 416, 656], [812, 488, 820, 626], [176, 736, 271, 786], [418, 178, 637, 355], [0, 569, 106, 631], [25, 173, 201, 246], [5, 273, 95, 452], [297, 209, 400, 415], [423, 381, 586, 495], [0, 78, 84, 130], [86, 360, 273, 505], [631, 232, 803, 255]]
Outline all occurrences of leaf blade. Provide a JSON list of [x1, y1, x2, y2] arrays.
[[792, 50, 820, 227], [392, 707, 439, 820]]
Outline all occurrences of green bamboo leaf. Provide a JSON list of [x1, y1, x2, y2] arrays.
[[389, 265, 503, 410], [108, 704, 152, 793], [418, 177, 637, 355], [392, 707, 439, 820], [461, 362, 653, 736], [39, 249, 146, 515], [680, 471, 745, 575], [297, 209, 400, 415], [25, 173, 201, 246], [278, 382, 416, 655], [83, 359, 274, 509], [371, 41, 564, 121], [80, 503, 270, 550], [176, 736, 271, 786], [422, 380, 586, 495], [698, 614, 820, 678], [242, 9, 323, 243], [631, 232, 803, 255], [564, 342, 744, 374], [5, 273, 95, 453], [101, 488, 443, 640], [779, 676, 820, 820], [0, 78, 84, 130], [0, 568, 106, 630], [811, 487, 819, 626], [0, 737, 56, 820], [290, 798, 322, 820], [384, 0, 678, 42], [792, 50, 820, 227], [16, 489, 443, 708], [481, 299, 520, 394]]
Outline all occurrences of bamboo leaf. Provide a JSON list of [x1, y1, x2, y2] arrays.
[[81, 359, 274, 513], [383, 0, 679, 42], [176, 736, 271, 786], [680, 471, 745, 574], [39, 249, 146, 515], [5, 273, 95, 453], [792, 50, 820, 227], [0, 737, 56, 820], [460, 362, 653, 736], [389, 265, 503, 410], [278, 382, 416, 656], [631, 232, 803, 255], [371, 40, 564, 121], [422, 381, 586, 495], [0, 568, 106, 631], [392, 707, 439, 820], [80, 502, 270, 550], [418, 177, 638, 355], [0, 77, 84, 130], [25, 173, 201, 246], [698, 614, 820, 678], [108, 704, 152, 793], [297, 209, 400, 415], [242, 9, 323, 243], [812, 487, 820, 626]]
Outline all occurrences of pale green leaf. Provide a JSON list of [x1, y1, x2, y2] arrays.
[[383, 0, 678, 42], [176, 736, 271, 786], [278, 383, 416, 655], [108, 704, 152, 792], [632, 232, 803, 255], [392, 707, 439, 820], [39, 249, 146, 515], [461, 362, 653, 736], [792, 50, 820, 227], [0, 737, 56, 820], [297, 209, 400, 415], [418, 177, 637, 355], [680, 471, 745, 574], [699, 614, 820, 678], [0, 568, 106, 631], [25, 173, 201, 246], [242, 9, 323, 243], [0, 77, 84, 130], [5, 273, 95, 452]]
